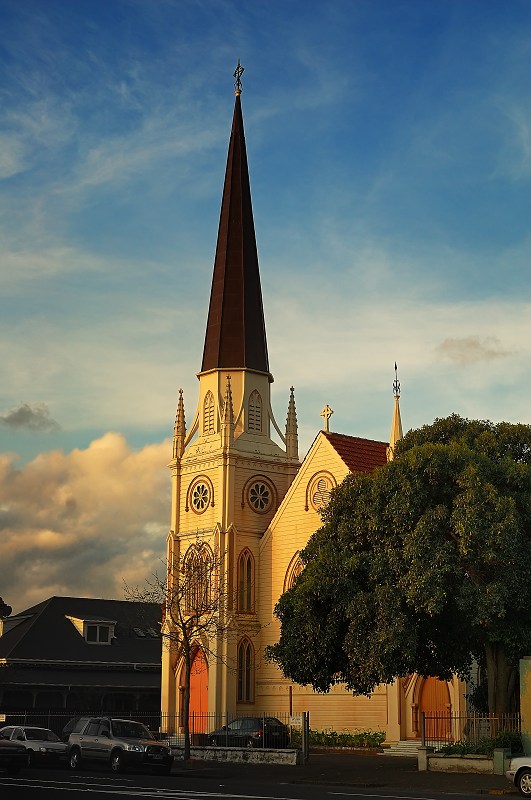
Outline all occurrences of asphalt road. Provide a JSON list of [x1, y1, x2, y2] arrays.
[[0, 751, 517, 800]]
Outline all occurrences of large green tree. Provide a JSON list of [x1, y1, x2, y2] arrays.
[[267, 415, 531, 715]]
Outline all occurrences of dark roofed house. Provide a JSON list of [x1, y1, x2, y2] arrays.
[[0, 597, 162, 726]]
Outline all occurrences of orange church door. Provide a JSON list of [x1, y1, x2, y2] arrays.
[[188, 648, 208, 734], [419, 677, 451, 741]]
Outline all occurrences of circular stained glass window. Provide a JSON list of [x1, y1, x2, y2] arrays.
[[248, 481, 272, 513], [191, 482, 210, 513]]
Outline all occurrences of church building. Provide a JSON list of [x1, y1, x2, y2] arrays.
[[161, 68, 465, 744]]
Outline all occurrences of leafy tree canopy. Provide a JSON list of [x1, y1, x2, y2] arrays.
[[267, 415, 531, 714]]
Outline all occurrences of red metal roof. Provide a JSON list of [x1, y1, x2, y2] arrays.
[[323, 431, 388, 473]]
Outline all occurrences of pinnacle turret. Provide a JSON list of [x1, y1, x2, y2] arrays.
[[285, 387, 299, 460], [387, 364, 403, 461], [172, 388, 186, 459]]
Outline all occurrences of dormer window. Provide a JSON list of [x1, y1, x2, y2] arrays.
[[66, 615, 116, 645], [85, 624, 111, 644]]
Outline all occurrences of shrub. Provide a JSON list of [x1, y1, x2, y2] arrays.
[[439, 730, 522, 757], [297, 728, 385, 748]]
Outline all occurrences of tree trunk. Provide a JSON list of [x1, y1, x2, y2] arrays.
[[485, 642, 515, 715], [182, 644, 191, 763]]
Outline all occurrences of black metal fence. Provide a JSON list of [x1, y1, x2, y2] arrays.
[[159, 711, 299, 749], [0, 710, 164, 740], [0, 709, 303, 750], [421, 712, 521, 751]]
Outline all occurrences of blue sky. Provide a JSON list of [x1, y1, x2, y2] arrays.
[[1, 0, 530, 611]]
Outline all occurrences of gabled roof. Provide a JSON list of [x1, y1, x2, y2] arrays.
[[0, 596, 161, 665], [323, 431, 388, 473], [201, 91, 269, 374]]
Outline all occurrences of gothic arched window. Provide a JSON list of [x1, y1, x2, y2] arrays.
[[183, 544, 212, 614], [247, 390, 262, 433], [237, 637, 254, 703], [237, 549, 254, 612], [285, 553, 304, 592], [203, 391, 215, 434]]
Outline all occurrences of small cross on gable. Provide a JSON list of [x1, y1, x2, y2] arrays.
[[320, 404, 334, 432]]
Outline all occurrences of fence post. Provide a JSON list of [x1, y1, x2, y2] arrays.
[[301, 711, 310, 763], [420, 711, 425, 746]]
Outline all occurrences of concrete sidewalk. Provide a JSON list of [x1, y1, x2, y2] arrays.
[[175, 750, 516, 794]]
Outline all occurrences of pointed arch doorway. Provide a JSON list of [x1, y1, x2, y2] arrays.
[[419, 677, 451, 740], [185, 648, 208, 734]]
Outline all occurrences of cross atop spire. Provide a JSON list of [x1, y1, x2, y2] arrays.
[[233, 59, 244, 95]]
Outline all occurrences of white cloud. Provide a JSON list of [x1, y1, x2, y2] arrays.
[[0, 434, 170, 614]]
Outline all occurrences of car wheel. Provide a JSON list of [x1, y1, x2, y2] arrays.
[[245, 738, 254, 748], [518, 770, 531, 796], [110, 750, 124, 773], [69, 748, 82, 771], [209, 737, 218, 747]]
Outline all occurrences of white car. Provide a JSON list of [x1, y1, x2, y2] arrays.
[[0, 726, 67, 767], [506, 755, 531, 795]]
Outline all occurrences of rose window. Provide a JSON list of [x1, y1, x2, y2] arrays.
[[248, 482, 271, 513], [191, 482, 210, 513]]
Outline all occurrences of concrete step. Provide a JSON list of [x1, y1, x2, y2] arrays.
[[383, 740, 421, 757]]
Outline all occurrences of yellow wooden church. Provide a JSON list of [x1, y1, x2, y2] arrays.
[[161, 71, 466, 744]]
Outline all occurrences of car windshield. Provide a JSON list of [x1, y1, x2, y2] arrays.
[[25, 729, 60, 742], [111, 721, 153, 740]]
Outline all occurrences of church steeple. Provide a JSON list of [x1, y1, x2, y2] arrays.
[[201, 66, 269, 375]]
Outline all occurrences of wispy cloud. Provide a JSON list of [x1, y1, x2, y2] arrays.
[[0, 402, 60, 432], [0, 134, 27, 179], [436, 336, 511, 366]]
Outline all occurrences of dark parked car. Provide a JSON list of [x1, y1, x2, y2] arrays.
[[0, 726, 67, 766], [0, 732, 27, 775], [208, 716, 290, 748], [67, 716, 173, 774]]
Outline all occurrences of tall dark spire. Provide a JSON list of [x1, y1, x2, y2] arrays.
[[201, 75, 269, 374]]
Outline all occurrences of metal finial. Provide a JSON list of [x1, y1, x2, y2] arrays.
[[393, 362, 401, 398], [233, 59, 244, 93]]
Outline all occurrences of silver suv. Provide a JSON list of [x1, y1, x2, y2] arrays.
[[68, 717, 173, 774]]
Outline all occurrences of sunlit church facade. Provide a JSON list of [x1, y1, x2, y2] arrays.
[[161, 73, 466, 744]]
